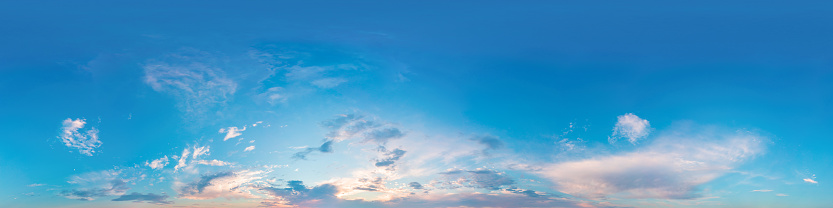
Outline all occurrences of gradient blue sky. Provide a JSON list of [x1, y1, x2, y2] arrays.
[[1, 1, 832, 207]]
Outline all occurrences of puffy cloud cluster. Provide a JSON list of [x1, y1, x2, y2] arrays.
[[59, 118, 102, 156], [609, 113, 651, 145], [146, 156, 169, 170]]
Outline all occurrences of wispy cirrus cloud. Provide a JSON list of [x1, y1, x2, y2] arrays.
[[58, 118, 101, 156], [143, 49, 236, 118]]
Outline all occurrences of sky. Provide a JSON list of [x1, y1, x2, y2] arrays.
[[1, 1, 832, 208]]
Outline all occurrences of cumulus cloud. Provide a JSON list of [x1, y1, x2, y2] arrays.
[[143, 50, 237, 117], [541, 126, 766, 199], [176, 170, 263, 199], [244, 146, 255, 152], [220, 126, 246, 141], [111, 192, 172, 204], [145, 156, 169, 170], [58, 118, 102, 156], [609, 113, 651, 144]]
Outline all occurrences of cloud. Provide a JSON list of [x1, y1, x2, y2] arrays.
[[260, 182, 584, 208], [58, 118, 102, 156], [408, 182, 423, 189], [293, 140, 334, 159], [174, 148, 191, 172], [609, 113, 651, 144], [192, 145, 210, 158], [194, 159, 232, 166], [776, 193, 788, 197], [541, 126, 766, 199], [752, 189, 773, 192], [143, 50, 236, 117], [321, 114, 378, 141], [311, 77, 348, 88], [244, 146, 255, 152], [174, 145, 211, 172], [437, 168, 516, 190], [176, 170, 264, 200], [260, 180, 339, 206], [62, 170, 129, 201], [145, 156, 169, 170], [470, 135, 504, 154], [258, 87, 287, 105], [374, 148, 406, 168], [28, 183, 46, 187], [364, 128, 404, 144], [220, 126, 246, 141], [111, 192, 172, 204], [804, 178, 818, 184]]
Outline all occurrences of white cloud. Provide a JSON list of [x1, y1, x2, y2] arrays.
[[192, 145, 210, 159], [752, 189, 773, 192], [58, 118, 102, 156], [609, 113, 651, 144], [174, 148, 191, 172], [804, 178, 818, 184], [541, 127, 766, 199], [776, 193, 788, 197], [194, 159, 233, 166], [220, 126, 246, 141], [145, 156, 169, 170], [244, 146, 255, 152], [143, 51, 237, 117]]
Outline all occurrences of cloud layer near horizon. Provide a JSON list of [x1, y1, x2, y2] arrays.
[[542, 124, 767, 199]]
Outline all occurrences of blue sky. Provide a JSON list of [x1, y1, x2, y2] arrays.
[[1, 1, 832, 207]]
